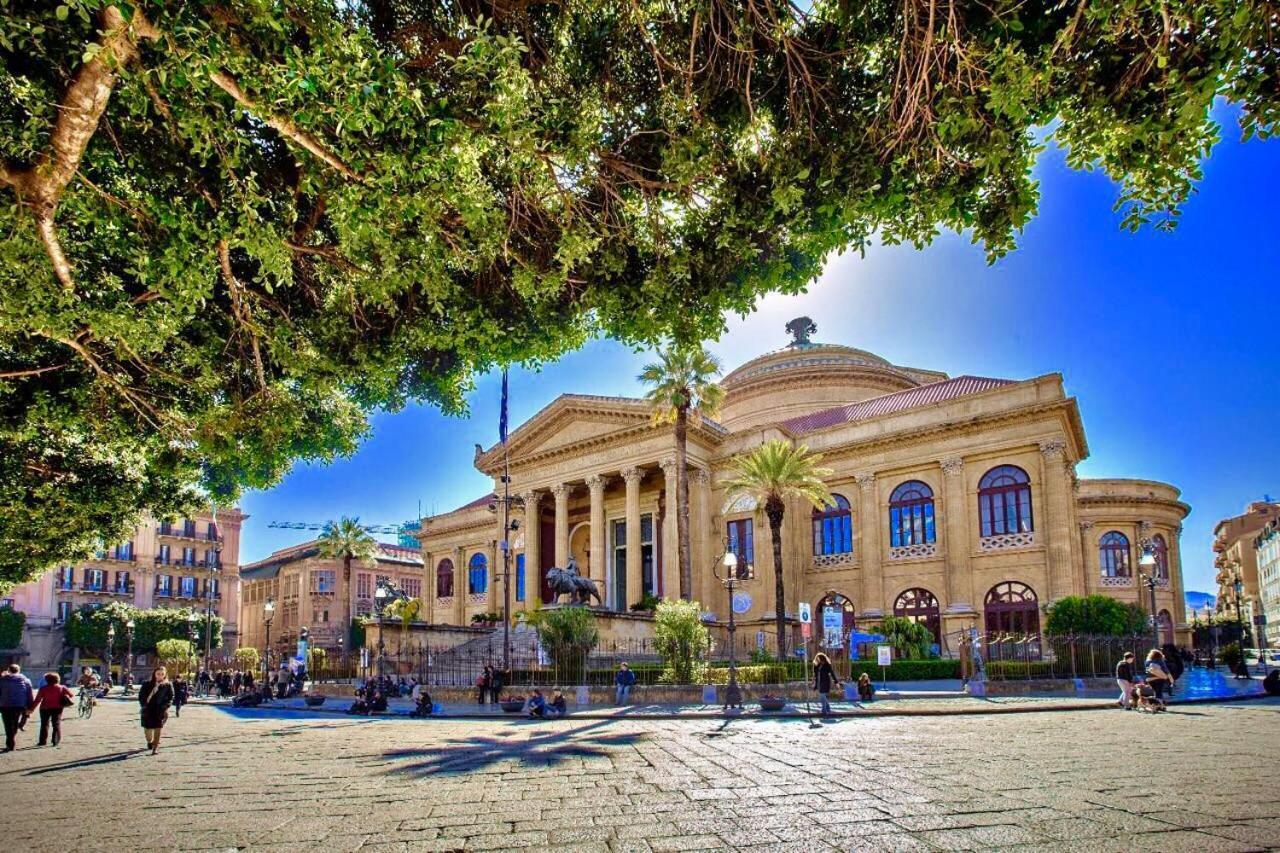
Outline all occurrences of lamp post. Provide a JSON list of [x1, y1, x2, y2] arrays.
[[1208, 605, 1220, 670], [337, 636, 344, 681], [374, 583, 388, 679], [105, 624, 116, 686], [712, 549, 743, 710], [124, 618, 135, 684], [263, 598, 275, 682], [1233, 573, 1251, 679], [186, 611, 199, 692], [1138, 543, 1159, 652]]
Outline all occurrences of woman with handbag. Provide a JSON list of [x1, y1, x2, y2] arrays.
[[29, 672, 74, 747], [138, 666, 175, 755]]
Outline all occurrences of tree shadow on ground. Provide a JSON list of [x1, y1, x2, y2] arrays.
[[10, 748, 149, 775], [382, 720, 646, 777]]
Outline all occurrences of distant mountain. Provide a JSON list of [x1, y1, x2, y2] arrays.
[[1185, 591, 1216, 614]]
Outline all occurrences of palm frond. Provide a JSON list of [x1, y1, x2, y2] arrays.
[[316, 516, 379, 563], [721, 439, 833, 512], [638, 343, 724, 425]]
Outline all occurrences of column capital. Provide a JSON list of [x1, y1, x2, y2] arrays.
[[550, 483, 571, 500], [940, 457, 964, 476], [1038, 438, 1068, 459], [520, 489, 542, 506], [659, 458, 677, 477], [1079, 520, 1095, 532], [585, 474, 608, 493], [621, 466, 643, 485], [854, 471, 876, 490], [691, 468, 710, 486]]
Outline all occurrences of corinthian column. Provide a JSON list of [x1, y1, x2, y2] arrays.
[[622, 467, 643, 609], [522, 491, 542, 606], [692, 468, 712, 606], [1038, 439, 1075, 603], [1078, 520, 1097, 595], [856, 472, 883, 618], [660, 458, 679, 600], [586, 474, 607, 590], [552, 483, 570, 569], [940, 457, 974, 613]]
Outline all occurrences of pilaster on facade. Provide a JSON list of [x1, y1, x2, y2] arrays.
[[659, 459, 679, 599], [622, 467, 643, 609], [854, 472, 883, 616], [939, 456, 972, 611]]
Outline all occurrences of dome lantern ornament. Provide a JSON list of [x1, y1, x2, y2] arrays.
[[785, 316, 817, 348]]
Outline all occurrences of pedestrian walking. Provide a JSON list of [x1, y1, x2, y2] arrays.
[[614, 662, 637, 705], [489, 667, 505, 704], [0, 664, 35, 752], [172, 675, 189, 717], [1115, 652, 1137, 709], [812, 652, 840, 717], [138, 666, 175, 755], [477, 665, 493, 705], [29, 672, 73, 747]]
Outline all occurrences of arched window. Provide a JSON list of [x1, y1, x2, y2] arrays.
[[984, 581, 1040, 636], [815, 592, 856, 652], [1157, 609, 1174, 645], [889, 481, 936, 547], [894, 588, 941, 644], [1099, 531, 1131, 577], [978, 465, 1033, 537], [436, 558, 455, 598], [468, 553, 487, 595], [1151, 534, 1169, 581], [812, 494, 853, 556]]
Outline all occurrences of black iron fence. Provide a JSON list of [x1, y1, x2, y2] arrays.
[[976, 632, 1175, 681]]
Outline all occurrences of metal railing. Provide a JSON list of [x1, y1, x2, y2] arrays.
[[974, 632, 1175, 681]]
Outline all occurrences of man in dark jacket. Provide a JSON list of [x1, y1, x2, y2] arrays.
[[0, 664, 36, 751]]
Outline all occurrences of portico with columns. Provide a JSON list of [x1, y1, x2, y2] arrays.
[[415, 322, 1192, 649]]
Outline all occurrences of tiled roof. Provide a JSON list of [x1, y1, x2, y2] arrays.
[[780, 375, 1018, 435], [454, 494, 493, 512]]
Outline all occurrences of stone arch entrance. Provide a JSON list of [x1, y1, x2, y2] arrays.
[[815, 591, 856, 658], [894, 587, 942, 645]]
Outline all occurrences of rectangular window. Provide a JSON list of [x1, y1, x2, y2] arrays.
[[114, 541, 133, 561], [114, 571, 131, 593], [515, 554, 526, 602], [640, 513, 656, 597], [356, 573, 372, 599], [57, 601, 72, 623], [726, 518, 754, 579], [156, 574, 172, 596], [207, 521, 219, 542], [183, 519, 197, 538], [179, 576, 197, 598], [182, 547, 196, 566], [86, 568, 106, 590], [311, 570, 336, 594], [313, 609, 329, 624], [208, 578, 220, 598], [56, 566, 74, 590], [157, 544, 170, 565], [468, 563, 486, 595], [612, 519, 627, 610], [402, 577, 421, 599], [159, 521, 173, 536], [204, 549, 216, 567]]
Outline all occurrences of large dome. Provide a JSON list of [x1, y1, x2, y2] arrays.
[[717, 318, 946, 431]]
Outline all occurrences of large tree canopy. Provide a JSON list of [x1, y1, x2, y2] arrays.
[[1, 0, 1276, 589]]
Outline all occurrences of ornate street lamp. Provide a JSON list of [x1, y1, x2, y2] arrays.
[[105, 623, 116, 686], [1138, 544, 1159, 652], [124, 618, 136, 684], [263, 598, 276, 681], [712, 549, 743, 710], [336, 636, 345, 681]]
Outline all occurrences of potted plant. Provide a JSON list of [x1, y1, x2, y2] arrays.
[[500, 694, 526, 713], [757, 694, 786, 712]]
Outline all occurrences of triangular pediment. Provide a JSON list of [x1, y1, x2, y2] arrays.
[[475, 395, 653, 471]]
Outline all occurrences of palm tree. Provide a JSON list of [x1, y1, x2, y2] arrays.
[[639, 344, 725, 600], [316, 517, 378, 646], [722, 439, 832, 662]]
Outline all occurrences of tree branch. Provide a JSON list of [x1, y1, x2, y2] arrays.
[[208, 71, 365, 183], [0, 364, 66, 380], [36, 216, 75, 289]]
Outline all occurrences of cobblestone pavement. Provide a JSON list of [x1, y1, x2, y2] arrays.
[[4, 697, 1278, 852]]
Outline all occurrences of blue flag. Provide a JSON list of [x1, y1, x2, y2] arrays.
[[499, 368, 509, 444]]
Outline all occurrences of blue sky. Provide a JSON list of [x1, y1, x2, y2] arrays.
[[239, 104, 1280, 595]]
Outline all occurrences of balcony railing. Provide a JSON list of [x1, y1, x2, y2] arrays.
[[155, 589, 172, 598], [157, 525, 223, 544]]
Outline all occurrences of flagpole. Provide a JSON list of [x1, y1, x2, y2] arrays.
[[500, 368, 512, 675]]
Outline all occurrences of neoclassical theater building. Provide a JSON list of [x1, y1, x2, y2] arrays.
[[417, 320, 1191, 651]]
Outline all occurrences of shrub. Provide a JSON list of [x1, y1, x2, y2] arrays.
[[630, 593, 660, 613], [65, 602, 222, 659], [530, 606, 598, 682], [748, 648, 775, 664], [1220, 642, 1243, 668], [1045, 595, 1149, 636], [984, 660, 1058, 679], [653, 599, 710, 684], [876, 616, 935, 660], [0, 605, 25, 649]]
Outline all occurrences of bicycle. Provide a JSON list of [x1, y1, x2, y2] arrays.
[[77, 688, 95, 719]]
